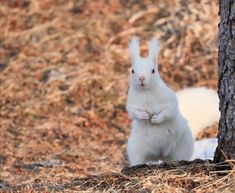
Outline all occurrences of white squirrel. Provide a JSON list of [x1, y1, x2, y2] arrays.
[[126, 36, 219, 166]]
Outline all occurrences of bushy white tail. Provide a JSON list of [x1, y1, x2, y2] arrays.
[[176, 87, 220, 137]]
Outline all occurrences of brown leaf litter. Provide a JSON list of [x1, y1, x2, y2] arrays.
[[0, 0, 234, 192]]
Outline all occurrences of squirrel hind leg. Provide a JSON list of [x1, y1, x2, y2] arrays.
[[165, 132, 194, 161]]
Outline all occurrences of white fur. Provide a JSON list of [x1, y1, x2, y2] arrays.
[[127, 37, 194, 166], [176, 87, 219, 137]]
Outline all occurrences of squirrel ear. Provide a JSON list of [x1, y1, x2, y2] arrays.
[[129, 36, 140, 64], [149, 37, 160, 65]]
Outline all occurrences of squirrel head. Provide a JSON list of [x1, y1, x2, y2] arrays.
[[129, 36, 160, 90]]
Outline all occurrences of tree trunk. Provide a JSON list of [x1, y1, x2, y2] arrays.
[[214, 0, 235, 162]]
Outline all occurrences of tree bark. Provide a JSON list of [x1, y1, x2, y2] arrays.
[[214, 0, 235, 162]]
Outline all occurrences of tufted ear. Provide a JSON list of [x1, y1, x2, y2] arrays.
[[129, 36, 140, 64], [148, 37, 160, 66]]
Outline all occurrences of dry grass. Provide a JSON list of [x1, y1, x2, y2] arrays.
[[0, 0, 234, 192], [3, 160, 235, 192]]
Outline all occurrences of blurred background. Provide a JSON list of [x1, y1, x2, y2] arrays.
[[0, 0, 218, 185]]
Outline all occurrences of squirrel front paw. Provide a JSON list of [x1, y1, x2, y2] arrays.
[[151, 113, 165, 124], [135, 109, 150, 120]]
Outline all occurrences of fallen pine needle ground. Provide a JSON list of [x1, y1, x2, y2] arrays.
[[1, 0, 234, 192]]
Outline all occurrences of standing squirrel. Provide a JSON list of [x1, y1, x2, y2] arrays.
[[126, 36, 219, 166]]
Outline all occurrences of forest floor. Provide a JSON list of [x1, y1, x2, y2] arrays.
[[0, 0, 234, 192]]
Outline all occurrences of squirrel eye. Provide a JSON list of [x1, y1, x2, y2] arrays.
[[132, 69, 135, 74], [152, 69, 155, 74]]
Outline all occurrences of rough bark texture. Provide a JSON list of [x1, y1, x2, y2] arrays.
[[214, 0, 235, 162]]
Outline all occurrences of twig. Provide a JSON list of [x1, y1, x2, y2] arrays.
[[107, 26, 145, 46], [6, 18, 59, 39], [129, 7, 159, 24]]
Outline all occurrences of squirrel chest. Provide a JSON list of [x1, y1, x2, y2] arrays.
[[137, 90, 169, 115]]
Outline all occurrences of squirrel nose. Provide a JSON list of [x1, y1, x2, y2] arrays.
[[139, 76, 145, 81]]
